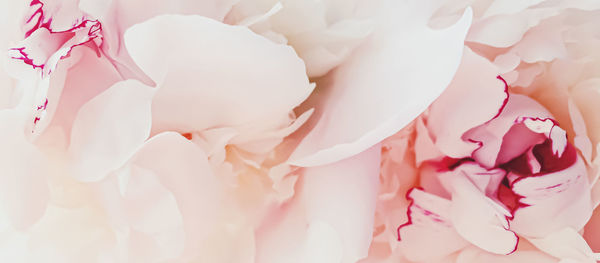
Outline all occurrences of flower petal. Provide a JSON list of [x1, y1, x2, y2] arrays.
[[256, 145, 381, 263], [0, 112, 49, 229], [528, 228, 600, 263], [397, 188, 470, 262], [127, 132, 222, 261], [124, 14, 314, 135], [68, 79, 154, 182], [441, 164, 518, 255], [464, 94, 554, 168], [427, 48, 508, 159], [288, 5, 473, 167], [510, 157, 593, 237]]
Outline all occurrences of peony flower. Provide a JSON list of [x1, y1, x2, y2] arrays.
[[3, 0, 599, 263], [364, 2, 600, 262], [0, 1, 315, 261]]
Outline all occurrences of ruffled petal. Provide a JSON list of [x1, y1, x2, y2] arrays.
[[287, 4, 472, 167]]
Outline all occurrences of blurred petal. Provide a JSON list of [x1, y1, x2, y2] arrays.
[[0, 112, 49, 229], [127, 132, 221, 261], [68, 79, 154, 181], [256, 145, 381, 263]]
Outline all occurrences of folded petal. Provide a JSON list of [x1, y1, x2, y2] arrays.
[[288, 5, 472, 166]]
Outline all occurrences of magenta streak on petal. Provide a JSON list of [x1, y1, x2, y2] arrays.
[[397, 187, 420, 241], [25, 0, 50, 38], [489, 75, 510, 122], [37, 99, 48, 110], [9, 47, 45, 69], [57, 21, 103, 62]]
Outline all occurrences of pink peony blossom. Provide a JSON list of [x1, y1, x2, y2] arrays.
[[365, 2, 600, 262], [0, 0, 599, 262]]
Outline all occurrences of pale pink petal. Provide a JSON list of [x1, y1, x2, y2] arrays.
[[568, 100, 593, 162], [397, 188, 469, 262], [427, 48, 508, 159], [455, 247, 559, 263], [482, 0, 546, 18], [467, 0, 600, 47], [68, 80, 154, 182], [584, 205, 600, 252], [441, 165, 518, 255], [127, 132, 221, 261], [123, 15, 314, 136], [9, 0, 102, 77], [414, 116, 444, 166], [464, 94, 553, 168], [528, 228, 600, 263], [0, 112, 49, 229], [510, 157, 593, 237], [93, 166, 185, 262], [256, 145, 381, 263], [39, 47, 123, 140], [507, 18, 568, 63], [80, 0, 238, 84], [288, 5, 473, 167]]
